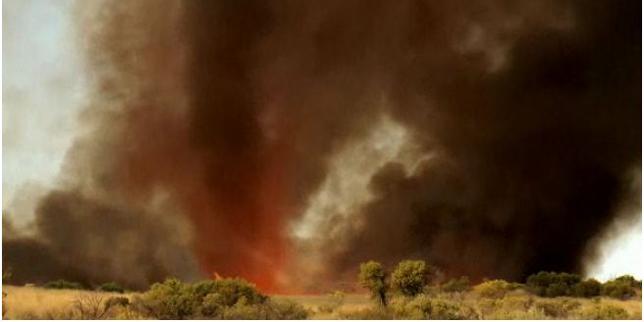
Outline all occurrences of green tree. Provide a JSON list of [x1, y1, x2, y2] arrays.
[[358, 261, 388, 307], [391, 260, 431, 296]]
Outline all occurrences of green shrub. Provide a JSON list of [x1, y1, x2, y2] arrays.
[[391, 260, 431, 297], [137, 278, 195, 319], [133, 277, 302, 319], [601, 278, 636, 299], [98, 282, 124, 293], [220, 298, 308, 319], [575, 303, 629, 319], [261, 299, 309, 319], [498, 294, 534, 311], [191, 278, 266, 307], [479, 295, 581, 319], [572, 278, 601, 298], [526, 271, 581, 297], [358, 261, 388, 306], [399, 294, 465, 319], [534, 298, 580, 318], [441, 276, 470, 293], [318, 290, 345, 313], [391, 294, 473, 320], [43, 279, 85, 290], [614, 275, 639, 287], [545, 282, 569, 297], [474, 279, 517, 299]]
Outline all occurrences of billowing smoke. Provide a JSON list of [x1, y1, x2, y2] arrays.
[[3, 0, 640, 292], [296, 0, 642, 287]]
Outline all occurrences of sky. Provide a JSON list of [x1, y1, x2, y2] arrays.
[[2, 0, 87, 225], [1, 0, 642, 281]]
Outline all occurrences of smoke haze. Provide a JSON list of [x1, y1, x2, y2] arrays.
[[2, 0, 641, 292]]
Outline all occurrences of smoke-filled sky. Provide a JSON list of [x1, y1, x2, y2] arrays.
[[2, 0, 642, 292], [3, 0, 86, 221]]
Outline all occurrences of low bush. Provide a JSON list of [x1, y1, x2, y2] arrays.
[[526, 271, 581, 297], [43, 279, 85, 290], [133, 277, 307, 319], [572, 278, 601, 298], [534, 298, 580, 318], [192, 278, 267, 307], [574, 302, 629, 319], [98, 282, 124, 293], [397, 294, 467, 319], [473, 279, 518, 299], [441, 276, 470, 293], [601, 278, 636, 299], [483, 305, 547, 319], [318, 290, 345, 313], [614, 275, 640, 287], [71, 294, 121, 319], [135, 278, 194, 319], [220, 298, 308, 319], [476, 294, 537, 319], [391, 294, 477, 320], [391, 260, 432, 297]]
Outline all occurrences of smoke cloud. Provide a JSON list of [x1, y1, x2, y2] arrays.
[[3, 0, 640, 292]]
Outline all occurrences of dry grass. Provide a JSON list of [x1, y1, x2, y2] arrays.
[[2, 285, 135, 319], [2, 285, 641, 319], [276, 293, 372, 319], [277, 290, 641, 320]]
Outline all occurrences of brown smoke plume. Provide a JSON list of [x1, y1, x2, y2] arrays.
[[3, 0, 640, 292]]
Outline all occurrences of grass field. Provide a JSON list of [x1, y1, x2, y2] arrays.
[[2, 285, 134, 319], [2, 284, 642, 319]]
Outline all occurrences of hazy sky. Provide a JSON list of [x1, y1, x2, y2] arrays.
[[1, 0, 641, 281], [2, 0, 87, 223]]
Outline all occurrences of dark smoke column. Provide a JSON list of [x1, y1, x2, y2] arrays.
[[180, 1, 293, 291], [4, 0, 639, 292]]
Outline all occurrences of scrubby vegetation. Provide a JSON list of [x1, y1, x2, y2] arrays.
[[390, 260, 432, 297], [473, 279, 521, 299], [573, 278, 602, 298], [130, 278, 308, 319], [1, 261, 641, 319], [526, 271, 582, 297], [318, 291, 346, 313], [348, 260, 641, 320], [524, 271, 640, 300], [98, 282, 125, 293], [601, 275, 638, 299], [3, 278, 308, 319], [441, 276, 471, 293], [43, 279, 85, 290]]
